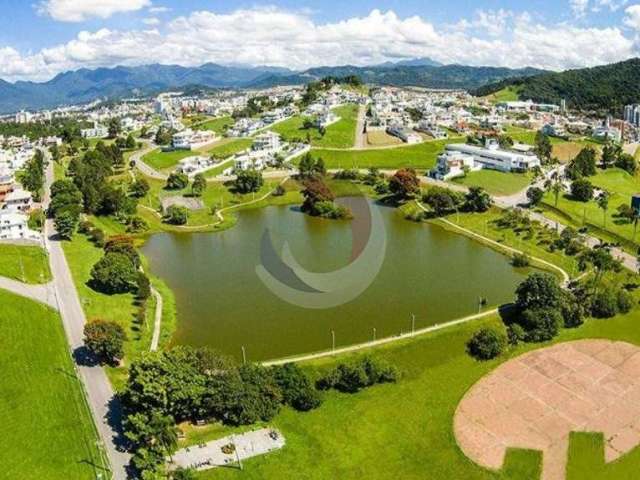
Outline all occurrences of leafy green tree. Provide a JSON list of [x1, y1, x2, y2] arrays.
[[597, 191, 610, 227], [89, 252, 138, 294], [155, 127, 173, 146], [526, 186, 544, 206], [422, 186, 464, 216], [570, 178, 594, 202], [104, 236, 141, 268], [125, 134, 137, 149], [164, 205, 188, 225], [601, 143, 618, 169], [84, 319, 127, 364], [130, 178, 150, 198], [191, 174, 207, 197], [272, 363, 322, 412], [54, 210, 78, 239], [18, 149, 46, 201], [615, 153, 637, 174], [567, 147, 597, 179], [298, 153, 316, 177], [515, 273, 563, 311], [578, 247, 621, 287], [234, 169, 264, 194], [466, 328, 507, 360], [520, 307, 563, 342], [534, 132, 552, 164], [464, 186, 493, 212], [107, 118, 122, 139], [166, 172, 189, 190]]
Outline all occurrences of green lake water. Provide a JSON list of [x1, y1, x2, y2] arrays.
[[142, 200, 529, 361]]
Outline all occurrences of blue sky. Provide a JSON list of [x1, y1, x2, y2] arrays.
[[0, 0, 637, 81]]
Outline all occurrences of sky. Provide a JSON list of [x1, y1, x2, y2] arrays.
[[0, 0, 639, 82]]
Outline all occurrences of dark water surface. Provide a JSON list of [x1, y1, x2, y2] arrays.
[[142, 200, 528, 361]]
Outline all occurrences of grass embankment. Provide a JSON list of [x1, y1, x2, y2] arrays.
[[142, 139, 253, 172], [540, 168, 640, 253], [452, 170, 532, 196], [485, 86, 521, 103], [194, 116, 234, 134], [142, 149, 195, 171], [0, 244, 52, 283], [308, 137, 464, 170], [0, 289, 104, 480], [366, 130, 403, 147], [271, 104, 359, 149]]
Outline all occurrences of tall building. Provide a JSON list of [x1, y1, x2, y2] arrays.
[[624, 104, 640, 126], [560, 99, 566, 113]]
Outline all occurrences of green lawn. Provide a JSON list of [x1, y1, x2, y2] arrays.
[[486, 86, 521, 103], [309, 138, 464, 170], [452, 170, 532, 196], [194, 116, 234, 135], [142, 149, 195, 171], [540, 168, 640, 253], [205, 138, 252, 159], [270, 104, 359, 149], [0, 289, 104, 479], [0, 244, 52, 284]]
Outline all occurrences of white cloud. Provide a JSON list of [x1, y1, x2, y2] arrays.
[[624, 4, 640, 28], [142, 17, 160, 26], [148, 6, 170, 14], [38, 0, 151, 22], [571, 0, 590, 16], [1, 7, 637, 82]]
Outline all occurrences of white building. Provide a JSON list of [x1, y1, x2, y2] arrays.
[[416, 120, 447, 139], [81, 122, 108, 139], [177, 155, 215, 177], [0, 211, 39, 240], [234, 151, 269, 171], [541, 123, 566, 138], [2, 188, 32, 212], [172, 129, 217, 150], [386, 125, 422, 144], [15, 111, 32, 124], [431, 139, 541, 179], [252, 132, 281, 152], [431, 150, 480, 180], [316, 109, 340, 128]]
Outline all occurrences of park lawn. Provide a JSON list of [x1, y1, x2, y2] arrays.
[[540, 168, 640, 253], [143, 148, 195, 171], [309, 137, 464, 170], [485, 85, 521, 103], [269, 115, 317, 143], [204, 138, 252, 159], [0, 244, 52, 284], [452, 170, 532, 196], [203, 159, 235, 178], [195, 116, 234, 135], [0, 289, 104, 480], [312, 104, 360, 148]]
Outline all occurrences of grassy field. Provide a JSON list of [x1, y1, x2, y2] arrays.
[[366, 130, 403, 147], [0, 244, 52, 284], [142, 149, 195, 171], [271, 104, 359, 149], [0, 289, 104, 479], [309, 137, 464, 170], [452, 170, 532, 196], [194, 116, 234, 135], [485, 86, 521, 103], [540, 168, 640, 253], [207, 138, 252, 159]]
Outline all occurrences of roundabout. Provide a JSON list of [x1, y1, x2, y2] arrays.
[[454, 340, 640, 480]]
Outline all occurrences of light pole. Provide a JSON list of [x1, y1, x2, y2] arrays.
[[373, 327, 376, 342], [331, 330, 335, 352], [411, 313, 415, 335], [241, 346, 246, 365]]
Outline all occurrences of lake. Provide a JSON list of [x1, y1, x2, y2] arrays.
[[142, 199, 529, 361]]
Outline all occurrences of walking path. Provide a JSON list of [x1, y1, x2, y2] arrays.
[[43, 159, 130, 479], [132, 140, 167, 180], [0, 276, 58, 309], [353, 104, 367, 150], [149, 287, 163, 351]]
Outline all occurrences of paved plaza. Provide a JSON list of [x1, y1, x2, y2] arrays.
[[454, 340, 640, 480]]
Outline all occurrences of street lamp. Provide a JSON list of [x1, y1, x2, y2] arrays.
[[373, 327, 376, 342], [241, 346, 246, 364], [331, 330, 335, 352], [411, 313, 415, 335]]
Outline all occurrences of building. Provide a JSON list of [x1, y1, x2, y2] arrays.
[[430, 150, 480, 180], [316, 109, 340, 128], [177, 156, 215, 177], [15, 111, 32, 124], [252, 132, 281, 152], [541, 123, 567, 138], [2, 188, 32, 212], [624, 104, 640, 127], [416, 121, 447, 139], [81, 122, 108, 139], [432, 139, 541, 178], [386, 125, 422, 144], [0, 211, 39, 240], [171, 129, 217, 150], [234, 151, 268, 171], [593, 118, 621, 142]]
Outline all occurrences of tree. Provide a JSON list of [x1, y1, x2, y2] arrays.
[[125, 134, 137, 149], [107, 118, 121, 139], [551, 180, 563, 207], [464, 186, 493, 212], [234, 169, 263, 194], [105, 236, 141, 268], [301, 176, 335, 215], [298, 153, 317, 178], [601, 143, 617, 169], [466, 328, 507, 360], [534, 132, 552, 164], [272, 363, 322, 412], [84, 319, 127, 364], [166, 172, 189, 190], [615, 153, 637, 174], [578, 247, 621, 287], [89, 252, 139, 294], [567, 147, 597, 179], [18, 149, 46, 201], [422, 187, 463, 216], [130, 178, 150, 198], [519, 307, 563, 342], [191, 174, 207, 197], [570, 178, 594, 202], [155, 127, 173, 145], [54, 210, 78, 239], [313, 157, 326, 176], [526, 186, 544, 206], [164, 205, 188, 225], [597, 191, 610, 227], [388, 168, 420, 200], [515, 273, 563, 311]]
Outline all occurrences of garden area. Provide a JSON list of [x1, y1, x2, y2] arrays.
[[0, 244, 51, 283], [452, 170, 532, 196]]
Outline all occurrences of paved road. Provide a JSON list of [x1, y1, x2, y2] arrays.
[[353, 105, 367, 150], [132, 140, 167, 180], [43, 159, 131, 479], [149, 287, 163, 351], [0, 276, 58, 309]]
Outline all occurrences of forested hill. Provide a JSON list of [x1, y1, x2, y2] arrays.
[[473, 58, 640, 112]]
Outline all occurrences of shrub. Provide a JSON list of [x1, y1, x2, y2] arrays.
[[467, 328, 506, 360], [272, 363, 322, 412], [137, 273, 151, 300], [520, 307, 563, 342], [78, 220, 95, 234], [84, 319, 127, 364], [526, 187, 544, 206], [166, 172, 189, 190], [561, 292, 585, 328], [164, 205, 188, 225], [89, 228, 106, 247], [512, 252, 531, 268], [89, 252, 138, 294], [515, 273, 563, 311], [591, 290, 618, 318], [316, 357, 397, 393], [507, 324, 526, 346], [617, 289, 634, 314], [570, 178, 594, 202]]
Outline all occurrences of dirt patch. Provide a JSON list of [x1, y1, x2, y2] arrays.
[[161, 196, 205, 212], [454, 340, 640, 480]]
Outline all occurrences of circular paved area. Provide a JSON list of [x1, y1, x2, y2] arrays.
[[454, 340, 640, 480]]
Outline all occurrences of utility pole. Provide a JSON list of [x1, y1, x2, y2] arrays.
[[241, 346, 246, 365], [373, 327, 376, 342], [331, 330, 335, 352], [411, 313, 415, 335]]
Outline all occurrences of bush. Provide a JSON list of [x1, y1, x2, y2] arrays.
[[520, 307, 563, 342], [78, 220, 95, 235], [466, 328, 507, 360], [89, 228, 106, 247], [561, 292, 585, 328], [137, 272, 151, 300], [591, 290, 618, 318], [571, 178, 594, 202], [272, 363, 322, 412], [166, 172, 189, 190], [507, 324, 526, 346], [89, 252, 138, 294], [316, 357, 398, 393], [526, 187, 544, 206], [515, 273, 563, 311], [617, 288, 634, 314], [164, 205, 188, 225], [84, 319, 127, 364], [512, 252, 531, 268]]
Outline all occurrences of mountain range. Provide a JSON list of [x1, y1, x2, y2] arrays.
[[0, 60, 546, 114], [473, 58, 640, 112]]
